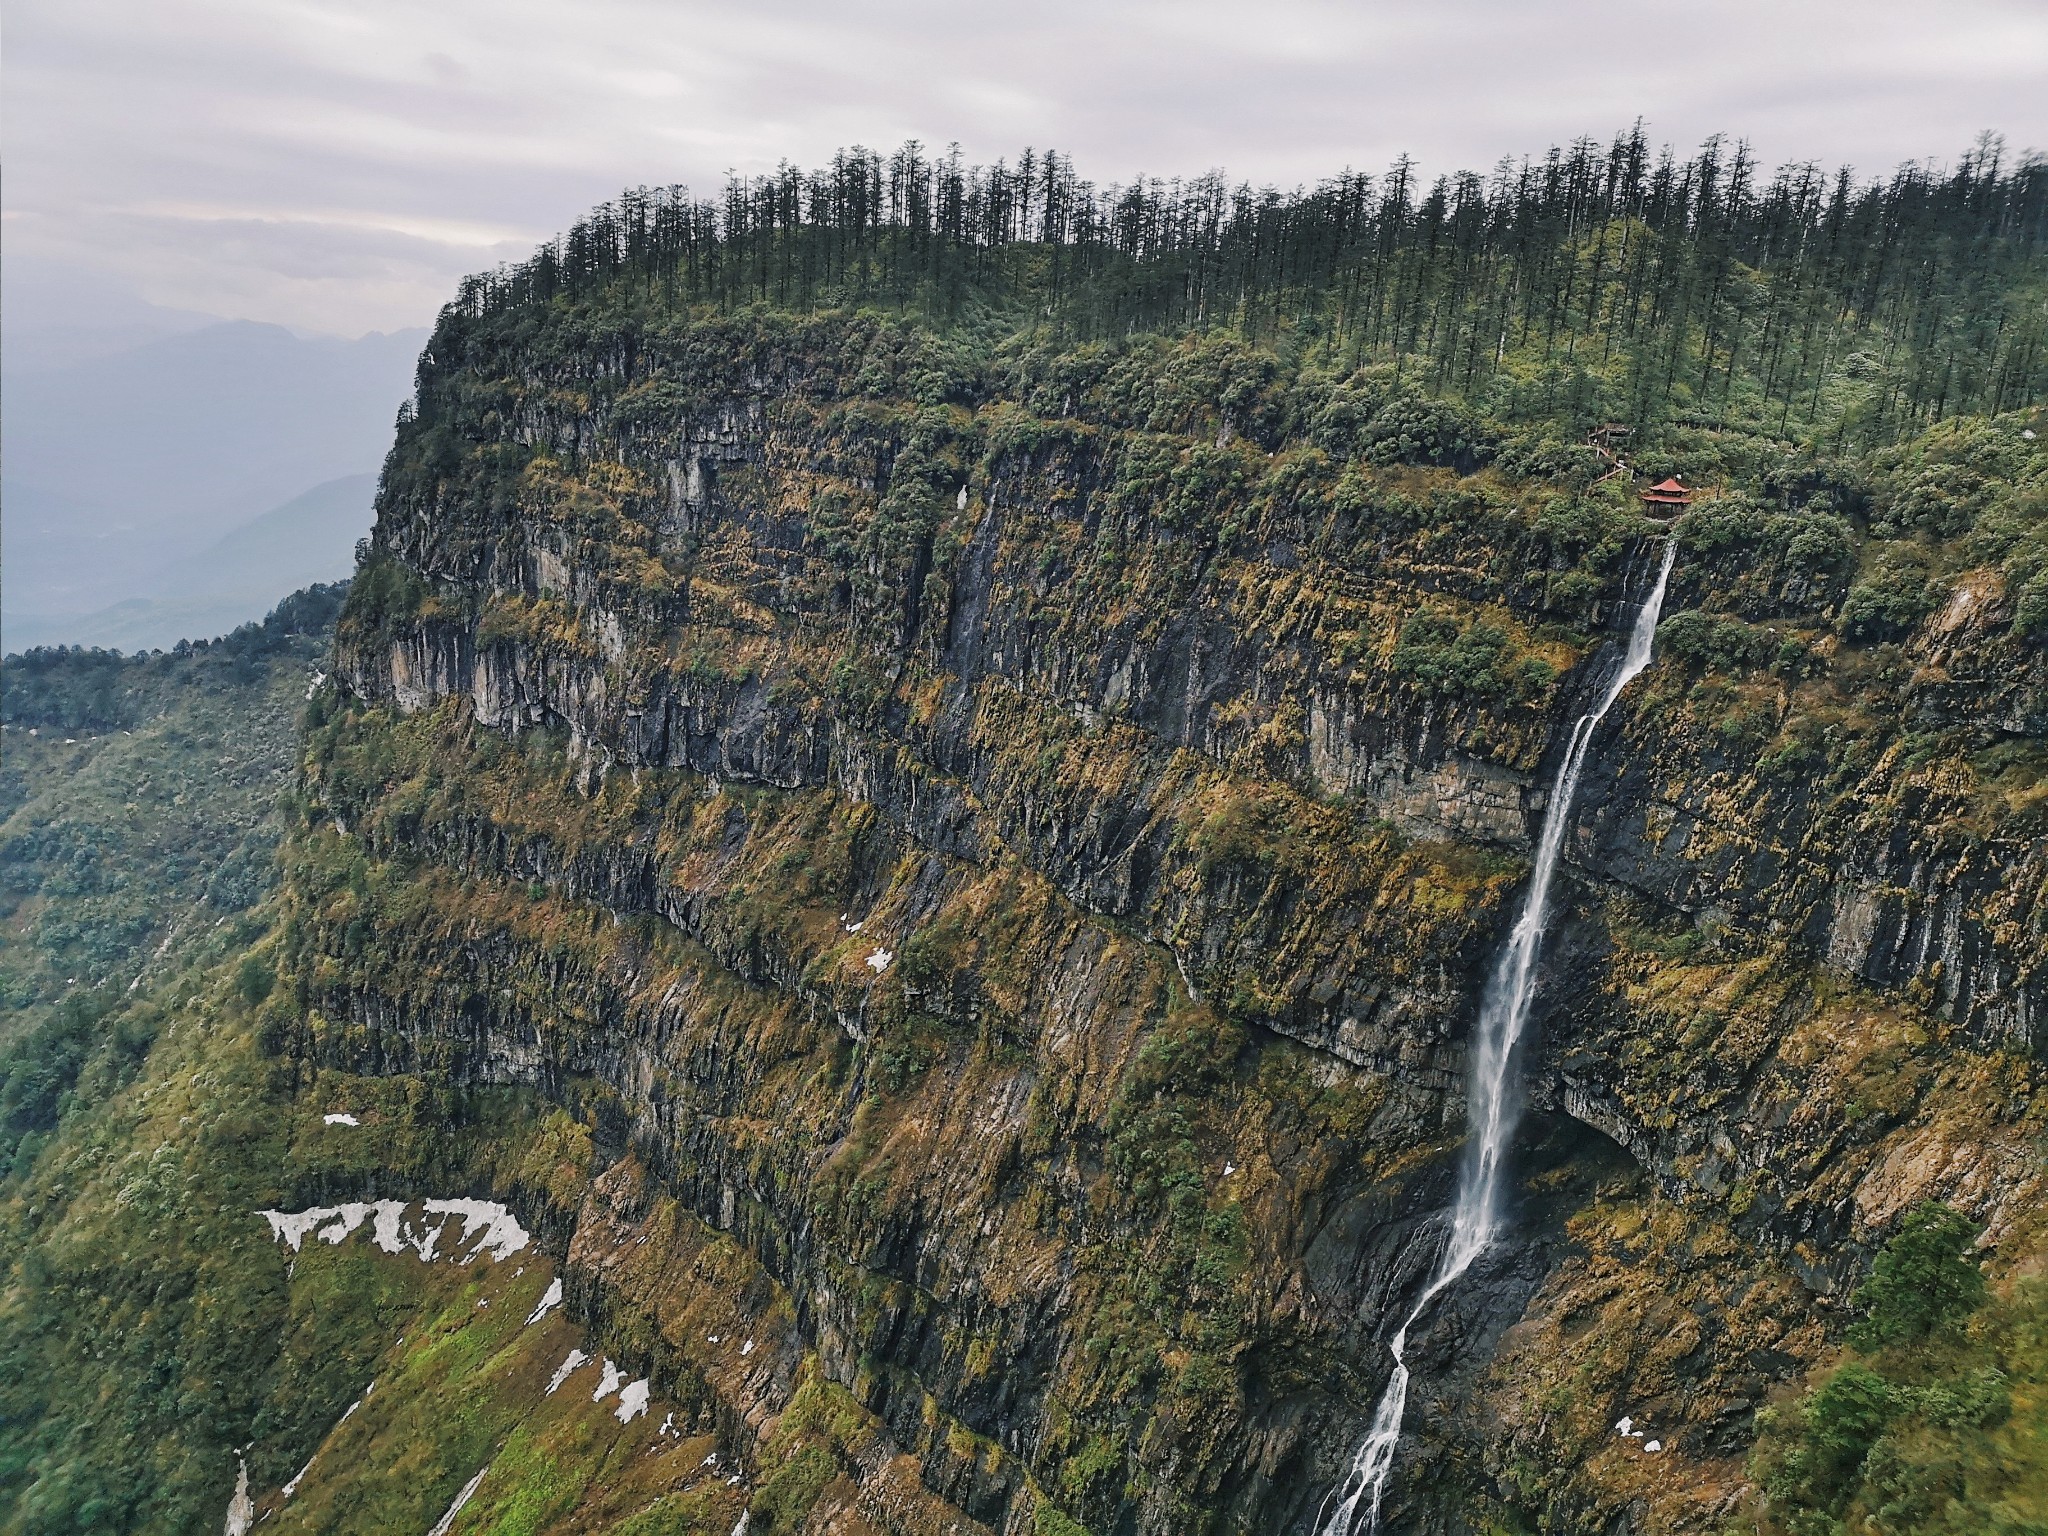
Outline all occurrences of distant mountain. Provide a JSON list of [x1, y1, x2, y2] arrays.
[[2, 321, 423, 651], [46, 475, 376, 653], [0, 256, 219, 372]]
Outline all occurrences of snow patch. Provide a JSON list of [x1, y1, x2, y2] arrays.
[[425, 1197, 533, 1260], [222, 1454, 253, 1535], [865, 948, 893, 972], [262, 1209, 331, 1251], [257, 1198, 530, 1263], [546, 1350, 589, 1395], [322, 1112, 359, 1126], [281, 1454, 316, 1501], [525, 1278, 564, 1325], [615, 1379, 651, 1422], [741, 1338, 755, 1357], [282, 1384, 371, 1500], [371, 1200, 426, 1258], [592, 1358, 625, 1402], [426, 1466, 487, 1536]]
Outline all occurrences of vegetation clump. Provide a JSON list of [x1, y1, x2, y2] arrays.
[[1390, 609, 1558, 701], [1751, 1203, 2048, 1536]]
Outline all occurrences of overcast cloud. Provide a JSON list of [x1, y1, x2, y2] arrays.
[[6, 0, 2047, 337]]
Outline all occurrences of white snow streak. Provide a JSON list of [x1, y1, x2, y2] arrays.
[[591, 1358, 625, 1403], [281, 1455, 316, 1501], [262, 1209, 331, 1250], [322, 1112, 360, 1126], [426, 1467, 488, 1536], [282, 1384, 372, 1500], [426, 1198, 533, 1260], [525, 1278, 564, 1325], [546, 1350, 589, 1395], [222, 1455, 253, 1535], [865, 948, 893, 972]]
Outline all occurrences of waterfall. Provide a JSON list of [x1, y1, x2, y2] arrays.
[[1317, 541, 1678, 1536]]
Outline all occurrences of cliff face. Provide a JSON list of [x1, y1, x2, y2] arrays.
[[288, 309, 2048, 1533]]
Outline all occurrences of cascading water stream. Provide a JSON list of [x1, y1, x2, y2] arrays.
[[1317, 540, 1678, 1536]]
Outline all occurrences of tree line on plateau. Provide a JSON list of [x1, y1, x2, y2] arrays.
[[449, 127, 2048, 444]]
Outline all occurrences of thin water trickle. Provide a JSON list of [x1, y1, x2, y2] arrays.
[[1317, 541, 1678, 1536]]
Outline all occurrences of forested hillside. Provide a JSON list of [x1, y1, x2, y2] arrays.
[[460, 129, 2047, 440], [1, 589, 727, 1533], [2, 131, 2046, 1536], [0, 586, 343, 1162]]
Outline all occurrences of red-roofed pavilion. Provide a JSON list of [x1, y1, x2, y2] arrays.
[[1640, 476, 1693, 510]]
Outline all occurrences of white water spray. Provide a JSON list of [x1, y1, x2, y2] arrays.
[[1318, 541, 1677, 1536]]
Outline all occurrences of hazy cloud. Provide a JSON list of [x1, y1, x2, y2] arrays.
[[6, 0, 2045, 335]]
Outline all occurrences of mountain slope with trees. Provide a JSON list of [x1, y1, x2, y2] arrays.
[[2, 131, 2046, 1536]]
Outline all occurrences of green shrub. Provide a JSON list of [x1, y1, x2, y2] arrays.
[[747, 1444, 839, 1534], [344, 554, 432, 633], [1035, 1499, 1095, 1536], [236, 954, 276, 1007], [1680, 494, 1771, 556], [1059, 1435, 1126, 1508], [1657, 610, 1777, 672], [1390, 611, 1555, 701], [1781, 512, 1854, 574], [1766, 1361, 1900, 1514], [1752, 1204, 2002, 1532], [1849, 1202, 1986, 1348], [1873, 463, 1990, 538], [1839, 547, 1940, 642], [1361, 393, 1490, 470]]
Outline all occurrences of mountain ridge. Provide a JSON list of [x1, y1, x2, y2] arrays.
[[2, 321, 422, 651], [40, 475, 377, 654]]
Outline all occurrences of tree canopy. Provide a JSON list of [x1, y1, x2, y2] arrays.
[[445, 128, 2048, 443]]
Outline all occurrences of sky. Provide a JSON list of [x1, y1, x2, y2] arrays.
[[6, 0, 2048, 339]]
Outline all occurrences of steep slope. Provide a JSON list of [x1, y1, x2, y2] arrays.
[[273, 301, 2047, 1533], [0, 604, 763, 1536]]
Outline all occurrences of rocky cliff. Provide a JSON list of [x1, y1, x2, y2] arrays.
[[282, 306, 2048, 1534]]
